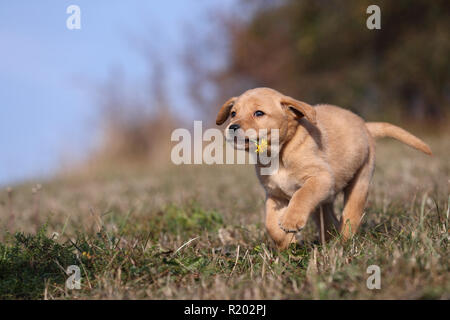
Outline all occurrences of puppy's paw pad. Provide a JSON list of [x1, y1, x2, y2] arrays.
[[278, 221, 303, 233]]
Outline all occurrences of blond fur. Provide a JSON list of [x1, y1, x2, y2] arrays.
[[366, 122, 432, 155], [217, 88, 432, 249]]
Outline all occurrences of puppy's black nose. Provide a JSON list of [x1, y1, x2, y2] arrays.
[[229, 124, 240, 131]]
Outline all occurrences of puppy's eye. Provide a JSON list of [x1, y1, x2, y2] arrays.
[[254, 110, 265, 117], [231, 111, 236, 118]]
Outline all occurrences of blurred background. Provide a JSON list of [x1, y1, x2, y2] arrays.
[[0, 0, 449, 185]]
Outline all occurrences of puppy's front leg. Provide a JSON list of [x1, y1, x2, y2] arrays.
[[278, 173, 334, 233], [265, 196, 297, 249]]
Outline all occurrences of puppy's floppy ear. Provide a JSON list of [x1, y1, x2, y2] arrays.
[[280, 96, 317, 125], [216, 97, 237, 125]]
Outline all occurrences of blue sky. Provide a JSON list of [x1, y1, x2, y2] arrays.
[[0, 1, 234, 186]]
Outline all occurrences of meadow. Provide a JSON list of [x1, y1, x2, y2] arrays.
[[0, 131, 448, 299]]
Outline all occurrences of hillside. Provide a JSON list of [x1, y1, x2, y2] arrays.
[[0, 133, 449, 299]]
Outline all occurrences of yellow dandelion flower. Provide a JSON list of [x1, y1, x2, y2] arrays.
[[254, 138, 268, 153]]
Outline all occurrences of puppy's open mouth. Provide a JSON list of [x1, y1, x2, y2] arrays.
[[228, 136, 271, 154]]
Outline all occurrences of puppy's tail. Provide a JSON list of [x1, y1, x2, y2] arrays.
[[366, 122, 432, 155]]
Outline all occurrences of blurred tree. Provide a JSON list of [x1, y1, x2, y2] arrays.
[[187, 0, 449, 123]]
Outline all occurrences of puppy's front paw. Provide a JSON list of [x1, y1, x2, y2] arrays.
[[278, 214, 304, 233]]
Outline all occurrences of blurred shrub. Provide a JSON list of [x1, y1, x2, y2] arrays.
[[90, 62, 178, 165], [187, 0, 449, 123]]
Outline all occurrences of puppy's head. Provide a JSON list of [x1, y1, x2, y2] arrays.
[[216, 88, 316, 150]]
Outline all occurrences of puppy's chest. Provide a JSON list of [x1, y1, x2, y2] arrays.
[[260, 168, 301, 199]]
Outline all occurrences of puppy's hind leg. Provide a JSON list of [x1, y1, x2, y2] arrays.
[[265, 196, 297, 250], [340, 144, 375, 240], [312, 202, 340, 244]]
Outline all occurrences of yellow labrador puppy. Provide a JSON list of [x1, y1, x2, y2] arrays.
[[216, 87, 432, 249]]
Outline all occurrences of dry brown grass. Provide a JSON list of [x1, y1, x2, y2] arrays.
[[0, 129, 449, 299]]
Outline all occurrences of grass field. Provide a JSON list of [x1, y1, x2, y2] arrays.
[[0, 132, 449, 299]]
